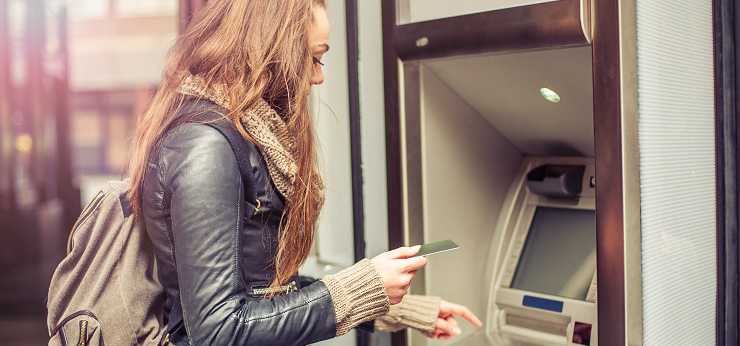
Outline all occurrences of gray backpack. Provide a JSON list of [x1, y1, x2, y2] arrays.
[[46, 110, 255, 346], [46, 180, 168, 346], [47, 182, 167, 346]]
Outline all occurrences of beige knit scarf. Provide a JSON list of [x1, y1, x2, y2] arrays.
[[178, 74, 297, 199]]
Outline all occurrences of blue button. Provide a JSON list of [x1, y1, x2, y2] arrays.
[[522, 295, 564, 313]]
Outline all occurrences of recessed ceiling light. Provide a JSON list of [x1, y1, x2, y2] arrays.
[[540, 87, 561, 103]]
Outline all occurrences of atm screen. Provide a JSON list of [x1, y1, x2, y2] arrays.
[[511, 207, 596, 300]]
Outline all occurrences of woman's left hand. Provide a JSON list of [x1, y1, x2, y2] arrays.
[[426, 300, 483, 340]]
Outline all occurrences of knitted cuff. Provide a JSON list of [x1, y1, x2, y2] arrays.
[[321, 259, 390, 336], [374, 295, 441, 334]]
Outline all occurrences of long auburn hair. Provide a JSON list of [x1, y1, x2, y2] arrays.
[[128, 0, 326, 291]]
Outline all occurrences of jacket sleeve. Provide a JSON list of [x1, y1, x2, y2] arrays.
[[160, 123, 336, 345]]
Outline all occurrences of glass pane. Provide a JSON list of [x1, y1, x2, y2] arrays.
[[511, 207, 596, 300], [71, 111, 102, 146], [68, 0, 108, 21], [106, 113, 132, 173], [115, 0, 178, 17], [67, 0, 176, 187], [9, 0, 26, 84]]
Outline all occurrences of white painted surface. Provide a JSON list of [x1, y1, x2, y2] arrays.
[[424, 47, 594, 156], [637, 1, 716, 345], [358, 0, 391, 260], [418, 67, 522, 345], [311, 0, 356, 270], [403, 0, 557, 24], [357, 1, 393, 345]]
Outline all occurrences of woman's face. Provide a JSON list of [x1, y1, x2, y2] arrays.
[[309, 6, 330, 85]]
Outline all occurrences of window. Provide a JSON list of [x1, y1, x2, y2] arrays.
[[114, 0, 178, 17]]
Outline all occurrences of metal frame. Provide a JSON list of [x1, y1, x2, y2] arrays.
[[381, 1, 624, 345], [590, 1, 625, 345], [713, 0, 740, 344], [25, 0, 48, 199], [615, 0, 643, 343], [52, 5, 78, 232], [345, 0, 365, 270], [344, 1, 371, 345], [393, 0, 589, 61]]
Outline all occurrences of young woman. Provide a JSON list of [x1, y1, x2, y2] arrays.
[[127, 0, 481, 344]]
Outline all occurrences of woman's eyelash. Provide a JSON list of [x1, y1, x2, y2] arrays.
[[312, 57, 325, 66]]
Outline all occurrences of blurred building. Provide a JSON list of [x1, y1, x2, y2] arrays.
[[0, 1, 178, 344], [0, 1, 368, 345], [67, 0, 177, 202]]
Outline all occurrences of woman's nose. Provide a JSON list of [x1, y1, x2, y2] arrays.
[[311, 74, 324, 85], [311, 65, 325, 85]]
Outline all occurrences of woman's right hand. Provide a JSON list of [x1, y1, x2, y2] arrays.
[[371, 246, 427, 304]]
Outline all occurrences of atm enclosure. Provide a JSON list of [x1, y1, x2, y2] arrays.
[[380, 1, 603, 345]]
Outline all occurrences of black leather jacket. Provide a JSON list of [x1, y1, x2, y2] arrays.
[[141, 100, 337, 345]]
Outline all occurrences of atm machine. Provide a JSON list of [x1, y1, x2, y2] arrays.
[[486, 158, 597, 346]]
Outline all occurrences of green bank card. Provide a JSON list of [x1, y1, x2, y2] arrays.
[[415, 240, 459, 257]]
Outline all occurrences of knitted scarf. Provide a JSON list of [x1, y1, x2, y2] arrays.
[[178, 74, 297, 199]]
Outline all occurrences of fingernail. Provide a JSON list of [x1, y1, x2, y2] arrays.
[[454, 327, 461, 334]]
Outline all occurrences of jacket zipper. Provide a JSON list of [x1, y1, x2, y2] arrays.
[[251, 281, 297, 295]]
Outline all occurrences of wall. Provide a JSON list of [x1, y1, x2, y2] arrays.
[[357, 1, 393, 345], [311, 0, 356, 270], [419, 66, 521, 345], [309, 0, 357, 345], [358, 0, 391, 261], [636, 1, 717, 345]]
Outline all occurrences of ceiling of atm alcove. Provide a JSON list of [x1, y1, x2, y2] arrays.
[[423, 46, 595, 156]]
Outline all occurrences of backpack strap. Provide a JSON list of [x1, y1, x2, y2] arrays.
[[178, 100, 258, 203], [201, 118, 258, 203]]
